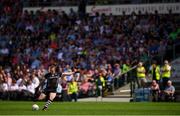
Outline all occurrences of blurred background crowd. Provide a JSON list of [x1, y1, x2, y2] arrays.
[[0, 0, 179, 101]]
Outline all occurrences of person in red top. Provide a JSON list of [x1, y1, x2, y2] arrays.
[[151, 80, 160, 102]]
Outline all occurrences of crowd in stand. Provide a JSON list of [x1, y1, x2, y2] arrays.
[[0, 0, 179, 101]]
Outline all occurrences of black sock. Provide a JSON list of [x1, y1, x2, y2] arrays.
[[44, 100, 52, 109]]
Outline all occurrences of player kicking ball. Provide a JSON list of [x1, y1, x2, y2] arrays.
[[35, 64, 73, 111]]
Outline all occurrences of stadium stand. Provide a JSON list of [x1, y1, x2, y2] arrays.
[[0, 0, 180, 101], [22, 0, 179, 7]]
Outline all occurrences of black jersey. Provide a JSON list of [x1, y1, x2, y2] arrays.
[[44, 72, 62, 92]]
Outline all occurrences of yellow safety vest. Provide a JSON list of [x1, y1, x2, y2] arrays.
[[162, 65, 171, 78], [137, 66, 146, 78], [122, 64, 130, 73], [96, 76, 105, 87], [151, 65, 160, 80], [68, 82, 78, 94]]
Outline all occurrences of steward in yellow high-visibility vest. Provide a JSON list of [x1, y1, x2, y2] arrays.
[[161, 60, 171, 89], [96, 76, 105, 87], [122, 63, 130, 74], [96, 71, 105, 97], [162, 61, 171, 78], [122, 60, 131, 84], [137, 62, 146, 88], [149, 61, 160, 83], [68, 79, 78, 102]]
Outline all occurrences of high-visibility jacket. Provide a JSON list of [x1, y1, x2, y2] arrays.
[[137, 66, 146, 78], [162, 65, 171, 78], [68, 81, 78, 94], [150, 65, 160, 80], [122, 64, 130, 74], [96, 76, 105, 87]]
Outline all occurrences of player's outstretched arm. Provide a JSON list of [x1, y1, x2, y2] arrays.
[[62, 72, 74, 76]]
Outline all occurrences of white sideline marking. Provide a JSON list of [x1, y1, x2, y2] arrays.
[[119, 89, 131, 92]]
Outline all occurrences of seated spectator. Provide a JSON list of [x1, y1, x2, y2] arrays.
[[26, 80, 35, 95], [150, 80, 160, 102], [18, 81, 26, 91], [106, 70, 113, 93], [73, 67, 81, 81], [113, 64, 121, 89], [162, 80, 175, 101], [61, 79, 68, 101], [1, 79, 9, 100], [16, 77, 23, 86], [17, 81, 27, 100], [64, 68, 73, 82], [9, 80, 19, 100], [31, 72, 40, 89], [21, 80, 35, 100], [0, 73, 4, 92], [56, 83, 62, 99], [79, 79, 92, 97]]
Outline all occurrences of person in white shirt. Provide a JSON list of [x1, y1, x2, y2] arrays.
[[31, 73, 40, 89], [26, 80, 35, 94], [21, 80, 35, 100], [6, 73, 12, 87], [9, 81, 19, 100], [18, 81, 26, 91], [16, 78, 23, 86], [1, 80, 9, 100], [2, 82, 8, 92], [9, 82, 18, 91], [18, 81, 27, 100]]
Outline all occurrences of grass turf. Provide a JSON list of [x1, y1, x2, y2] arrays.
[[0, 101, 180, 115]]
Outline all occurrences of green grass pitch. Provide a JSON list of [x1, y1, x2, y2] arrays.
[[0, 101, 180, 115]]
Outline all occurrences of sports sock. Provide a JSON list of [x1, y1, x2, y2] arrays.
[[43, 99, 52, 109]]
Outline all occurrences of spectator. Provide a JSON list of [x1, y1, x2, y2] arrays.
[[136, 62, 146, 88], [161, 60, 171, 89], [64, 65, 73, 81], [61, 79, 68, 101], [113, 63, 121, 89], [9, 80, 19, 100], [68, 78, 78, 102], [1, 79, 9, 100], [31, 57, 41, 69], [22, 80, 35, 100], [18, 81, 26, 92], [106, 70, 113, 93], [73, 67, 81, 81], [79, 79, 92, 97], [149, 61, 161, 83], [151, 80, 160, 102], [162, 80, 175, 101], [31, 71, 40, 89], [95, 71, 105, 98], [121, 60, 131, 84]]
